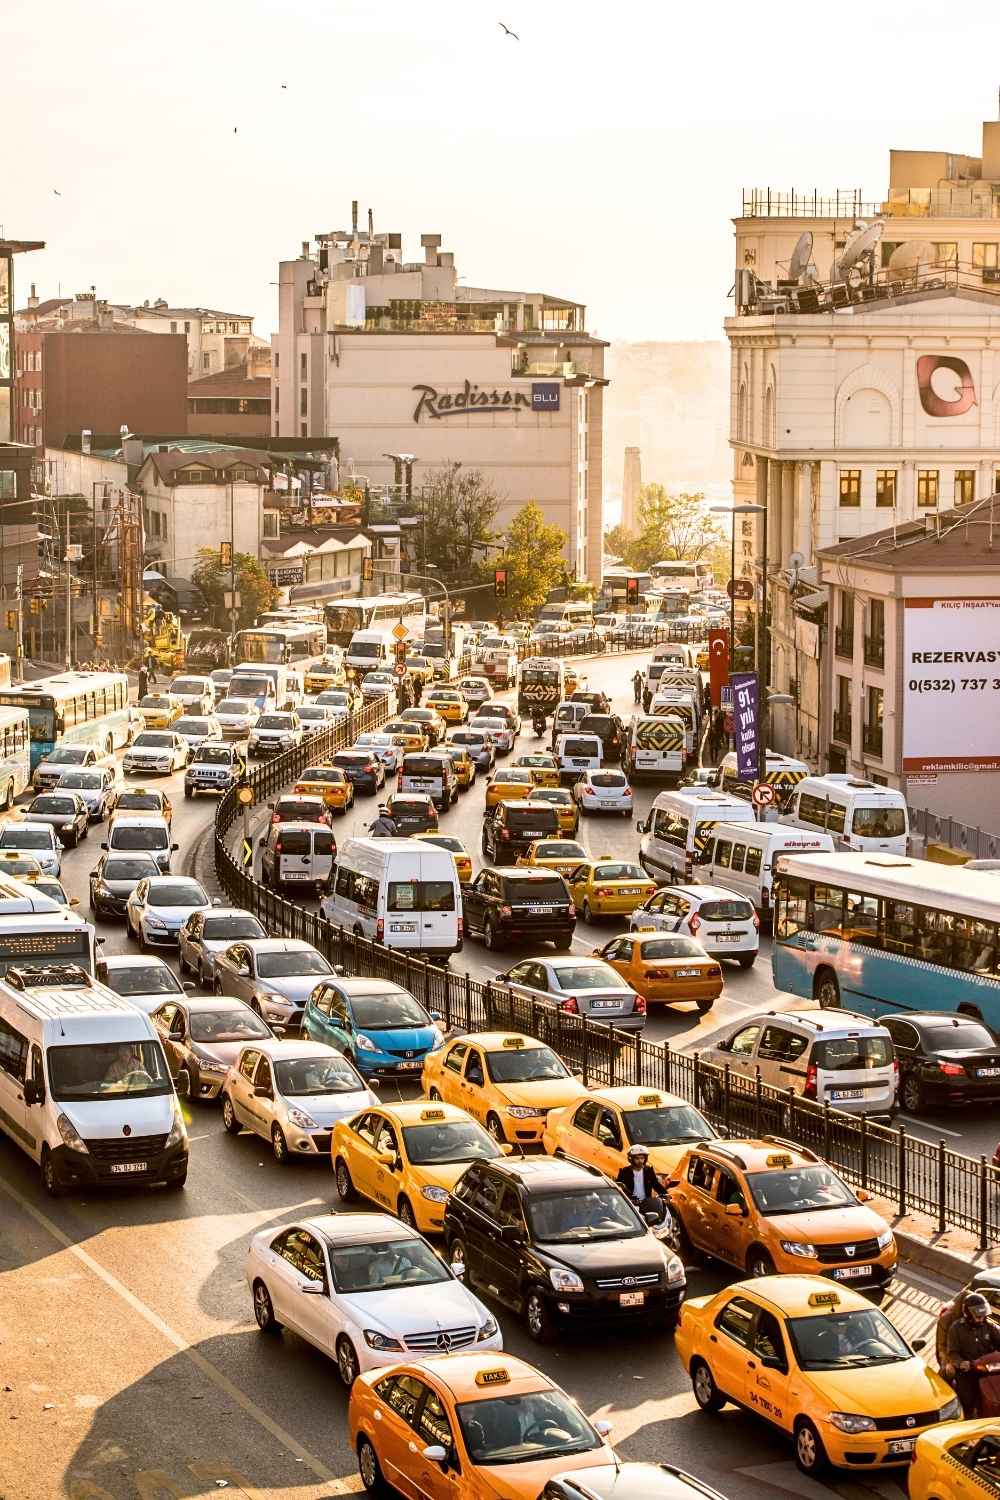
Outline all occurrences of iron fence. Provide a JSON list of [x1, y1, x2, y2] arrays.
[[909, 807, 1000, 862], [214, 707, 1000, 1250]]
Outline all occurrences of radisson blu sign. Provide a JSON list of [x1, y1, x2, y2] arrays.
[[412, 380, 560, 422]]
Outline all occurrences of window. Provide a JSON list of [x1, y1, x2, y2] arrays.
[[715, 840, 733, 870], [380, 1373, 425, 1425], [745, 847, 762, 876], [728, 1024, 761, 1058], [839, 470, 861, 508], [687, 1155, 717, 1193], [274, 386, 279, 414], [917, 470, 939, 508], [875, 470, 896, 507], [758, 1025, 808, 1064], [443, 1042, 467, 1075], [301, 422, 307, 437], [0, 1013, 28, 1082], [202, 353, 211, 371], [974, 243, 1000, 270], [729, 843, 746, 874], [753, 1311, 788, 1372], [596, 1108, 623, 1149], [935, 242, 958, 265], [715, 1296, 757, 1348], [300, 352, 307, 380], [776, 876, 810, 939], [955, 470, 976, 505], [464, 1050, 485, 1087], [813, 884, 845, 933], [300, 388, 308, 418], [417, 1388, 454, 1452], [170, 321, 177, 333], [573, 1099, 601, 1135]]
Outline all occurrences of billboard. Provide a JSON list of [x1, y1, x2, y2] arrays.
[[731, 671, 759, 779], [902, 597, 1000, 772]]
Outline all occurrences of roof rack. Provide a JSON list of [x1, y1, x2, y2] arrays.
[[5, 964, 91, 990], [704, 1143, 748, 1171]]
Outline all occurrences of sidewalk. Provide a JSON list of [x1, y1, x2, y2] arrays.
[[870, 1193, 1000, 1287]]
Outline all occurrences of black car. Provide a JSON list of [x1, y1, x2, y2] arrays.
[[882, 1012, 1000, 1113], [332, 749, 386, 795], [464, 867, 575, 951], [482, 799, 561, 864], [89, 851, 163, 918], [569, 690, 612, 714], [578, 713, 625, 764], [26, 792, 91, 848], [541, 1464, 728, 1500], [443, 1156, 685, 1342]]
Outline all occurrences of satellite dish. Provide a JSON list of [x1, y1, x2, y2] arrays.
[[788, 551, 805, 570], [789, 231, 814, 282], [887, 239, 935, 281], [837, 221, 883, 277]]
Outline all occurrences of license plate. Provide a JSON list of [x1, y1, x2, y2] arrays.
[[592, 1000, 620, 1011], [526, 905, 555, 914], [714, 933, 740, 943], [599, 800, 620, 808], [522, 831, 544, 839], [109, 1161, 147, 1174], [572, 759, 589, 766], [831, 1089, 863, 1101], [832, 1264, 870, 1279], [978, 1068, 1000, 1077], [392, 921, 418, 932], [397, 1060, 423, 1071], [888, 1438, 916, 1455], [284, 872, 309, 881], [676, 968, 700, 978], [619, 1291, 645, 1307]]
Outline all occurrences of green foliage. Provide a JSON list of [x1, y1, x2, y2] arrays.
[[418, 463, 502, 578], [192, 548, 276, 630], [498, 503, 568, 618], [613, 485, 724, 571]]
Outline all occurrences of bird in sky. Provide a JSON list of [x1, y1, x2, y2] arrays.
[[233, 126, 238, 133], [499, 21, 519, 38], [281, 83, 287, 88], [52, 189, 61, 196]]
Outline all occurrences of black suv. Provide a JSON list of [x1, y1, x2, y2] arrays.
[[482, 798, 560, 864], [463, 867, 575, 951], [443, 1156, 685, 1342], [579, 712, 625, 763]]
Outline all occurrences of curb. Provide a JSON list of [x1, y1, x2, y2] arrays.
[[896, 1230, 989, 1288]]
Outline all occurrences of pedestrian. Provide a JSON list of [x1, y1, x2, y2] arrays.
[[632, 670, 643, 704], [642, 686, 652, 714], [145, 652, 158, 685], [137, 665, 149, 701], [703, 681, 712, 714]]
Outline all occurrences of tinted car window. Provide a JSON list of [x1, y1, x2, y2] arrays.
[[506, 877, 568, 902], [274, 830, 310, 855], [505, 807, 559, 833]]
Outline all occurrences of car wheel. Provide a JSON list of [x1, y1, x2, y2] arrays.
[[901, 1074, 923, 1114], [486, 1112, 506, 1144], [335, 1157, 357, 1203], [271, 1126, 288, 1164], [737, 953, 756, 969], [448, 1237, 468, 1278], [397, 1196, 417, 1229], [252, 1279, 281, 1334], [691, 1358, 725, 1412], [525, 1289, 554, 1343], [40, 1147, 62, 1198], [794, 1419, 828, 1476], [581, 898, 593, 923], [695, 996, 715, 1014], [746, 1248, 775, 1279], [336, 1335, 360, 1388], [814, 968, 841, 1009], [222, 1095, 241, 1135], [214, 977, 224, 996], [483, 918, 498, 951], [357, 1437, 388, 1499]]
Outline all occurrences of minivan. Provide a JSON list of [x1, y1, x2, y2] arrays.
[[637, 789, 756, 884], [780, 774, 909, 854], [399, 751, 458, 811], [104, 815, 177, 873], [258, 821, 336, 894], [319, 837, 463, 959], [556, 732, 603, 782], [696, 821, 835, 925], [345, 629, 392, 674], [0, 963, 188, 1195]]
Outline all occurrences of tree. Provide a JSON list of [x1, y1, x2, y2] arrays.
[[498, 503, 568, 618], [417, 463, 502, 579], [192, 547, 277, 630], [623, 485, 724, 570], [602, 523, 632, 562]]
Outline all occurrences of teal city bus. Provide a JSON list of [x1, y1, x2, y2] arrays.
[[0, 670, 130, 770]]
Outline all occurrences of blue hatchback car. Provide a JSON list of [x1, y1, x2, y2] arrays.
[[302, 976, 443, 1077]]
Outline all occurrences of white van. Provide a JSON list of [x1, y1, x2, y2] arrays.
[[259, 821, 336, 894], [780, 774, 909, 854], [104, 814, 177, 873], [346, 629, 392, 675], [556, 732, 603, 782], [320, 837, 462, 959], [696, 820, 835, 924], [713, 749, 810, 818], [648, 692, 698, 756], [0, 964, 188, 1195], [624, 715, 686, 781], [638, 788, 756, 884]]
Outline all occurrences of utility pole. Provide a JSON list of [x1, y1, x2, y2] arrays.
[[229, 481, 237, 637], [15, 564, 23, 682]]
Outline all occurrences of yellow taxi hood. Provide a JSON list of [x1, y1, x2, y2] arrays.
[[410, 1161, 469, 1193], [647, 1143, 694, 1175], [476, 1448, 612, 1500], [802, 1358, 948, 1416], [764, 1206, 886, 1245], [497, 1079, 586, 1110]]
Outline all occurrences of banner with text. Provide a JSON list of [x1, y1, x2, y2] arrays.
[[708, 630, 730, 708], [903, 597, 1000, 772], [731, 672, 759, 779]]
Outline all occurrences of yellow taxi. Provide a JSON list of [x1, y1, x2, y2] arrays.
[[542, 1085, 716, 1181], [444, 743, 475, 789], [529, 785, 579, 835], [910, 1418, 1000, 1500], [108, 786, 173, 824], [331, 1100, 504, 1234], [305, 658, 346, 693], [695, 644, 711, 671], [349, 1352, 615, 1500], [515, 838, 588, 877], [405, 653, 435, 688], [293, 764, 354, 814], [422, 1032, 588, 1146], [424, 688, 468, 725], [484, 767, 536, 809], [564, 662, 583, 695], [415, 833, 473, 885], [511, 752, 560, 789], [383, 717, 429, 753], [663, 1139, 896, 1288], [675, 1276, 957, 1477], [401, 706, 447, 746], [137, 693, 182, 729], [566, 859, 656, 922], [593, 931, 723, 1012]]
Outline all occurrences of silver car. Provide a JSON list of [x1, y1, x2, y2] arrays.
[[126, 875, 213, 948], [214, 937, 336, 1030], [0, 821, 62, 876], [151, 994, 274, 1101], [31, 743, 105, 791], [221, 1039, 377, 1162], [178, 907, 268, 986], [97, 953, 193, 1013], [53, 764, 118, 819], [214, 698, 260, 739], [495, 955, 647, 1032], [173, 715, 223, 753]]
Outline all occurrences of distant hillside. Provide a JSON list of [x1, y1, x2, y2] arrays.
[[603, 341, 730, 511]]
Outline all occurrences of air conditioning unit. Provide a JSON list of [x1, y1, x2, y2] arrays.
[[984, 268, 1000, 283]]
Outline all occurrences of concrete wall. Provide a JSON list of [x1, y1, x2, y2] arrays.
[[43, 333, 188, 448], [140, 478, 264, 580]]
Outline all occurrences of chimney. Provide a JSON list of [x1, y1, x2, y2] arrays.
[[421, 233, 442, 266], [301, 241, 309, 258], [368, 208, 374, 239], [27, 283, 38, 311], [81, 429, 92, 456], [351, 200, 359, 236]]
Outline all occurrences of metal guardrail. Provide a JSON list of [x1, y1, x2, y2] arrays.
[[910, 807, 1000, 862], [214, 695, 1000, 1248]]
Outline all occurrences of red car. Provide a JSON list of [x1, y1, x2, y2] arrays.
[[269, 793, 332, 828]]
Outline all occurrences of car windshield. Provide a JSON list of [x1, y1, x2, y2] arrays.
[[189, 1009, 271, 1043], [534, 843, 583, 859], [104, 857, 159, 880], [256, 951, 331, 978], [0, 829, 52, 849], [699, 898, 754, 921], [114, 793, 162, 810], [457, 1390, 601, 1467], [258, 716, 292, 729], [274, 1056, 361, 1096], [171, 680, 204, 695], [550, 965, 631, 992], [351, 992, 430, 1030], [58, 772, 102, 789], [203, 916, 265, 941], [106, 964, 183, 997], [391, 800, 432, 817], [533, 789, 572, 807], [148, 881, 207, 907], [851, 806, 906, 839], [32, 797, 75, 814], [134, 733, 172, 748], [175, 719, 210, 734], [747, 1163, 858, 1215], [402, 1120, 500, 1165], [42, 748, 87, 765], [625, 1105, 714, 1146], [564, 739, 599, 758], [786, 1308, 911, 1369], [195, 747, 232, 765], [330, 1236, 449, 1294], [48, 1041, 172, 1101], [924, 1023, 997, 1050], [218, 700, 253, 714], [593, 864, 645, 881], [486, 1045, 568, 1083], [528, 1187, 644, 1243], [112, 826, 167, 850], [638, 936, 704, 960]]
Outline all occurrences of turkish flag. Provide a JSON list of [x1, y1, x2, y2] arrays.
[[708, 629, 730, 708]]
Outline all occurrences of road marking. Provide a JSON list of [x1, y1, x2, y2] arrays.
[[0, 1174, 358, 1495], [896, 1114, 963, 1139]]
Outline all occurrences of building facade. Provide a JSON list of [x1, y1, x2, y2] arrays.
[[187, 350, 272, 437], [272, 213, 607, 583], [134, 447, 270, 580]]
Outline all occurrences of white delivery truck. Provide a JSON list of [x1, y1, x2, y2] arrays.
[[320, 837, 463, 960]]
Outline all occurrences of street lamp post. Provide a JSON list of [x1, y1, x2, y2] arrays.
[[404, 568, 451, 656]]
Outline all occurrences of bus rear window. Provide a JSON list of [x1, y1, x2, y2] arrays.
[[851, 806, 906, 839], [388, 881, 455, 912]]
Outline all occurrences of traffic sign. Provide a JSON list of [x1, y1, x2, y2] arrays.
[[727, 578, 754, 601], [241, 837, 253, 868], [391, 622, 410, 642], [751, 781, 777, 809], [393, 663, 407, 677], [236, 785, 254, 806]]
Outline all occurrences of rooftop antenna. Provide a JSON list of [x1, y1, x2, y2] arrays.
[[887, 239, 935, 283], [788, 230, 814, 283], [836, 221, 883, 283]]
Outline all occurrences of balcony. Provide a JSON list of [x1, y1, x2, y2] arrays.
[[834, 627, 854, 659], [833, 712, 852, 744], [863, 724, 884, 757], [863, 635, 885, 669]]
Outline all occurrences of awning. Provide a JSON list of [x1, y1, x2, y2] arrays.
[[795, 588, 827, 613]]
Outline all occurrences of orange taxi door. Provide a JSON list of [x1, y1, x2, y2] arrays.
[[460, 1048, 489, 1126], [593, 1107, 627, 1179], [705, 1296, 756, 1407], [744, 1310, 793, 1435], [374, 1375, 426, 1500], [680, 1157, 719, 1252], [347, 1113, 382, 1203], [712, 1168, 754, 1270]]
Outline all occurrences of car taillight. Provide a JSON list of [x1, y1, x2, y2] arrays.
[[565, 905, 575, 916], [634, 995, 647, 1014], [623, 787, 632, 796], [938, 1061, 964, 1076], [500, 829, 511, 840], [597, 887, 616, 897], [271, 813, 280, 825], [560, 996, 579, 1014], [274, 839, 283, 854], [688, 912, 701, 934], [499, 904, 513, 917], [752, 912, 760, 932], [804, 1063, 818, 1099], [376, 918, 384, 942], [457, 916, 463, 939]]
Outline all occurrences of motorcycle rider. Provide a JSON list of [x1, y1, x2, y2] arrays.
[[615, 1143, 670, 1220], [369, 804, 398, 838], [947, 1291, 1000, 1416], [531, 707, 547, 737]]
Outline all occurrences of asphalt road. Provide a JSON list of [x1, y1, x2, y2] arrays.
[[0, 647, 980, 1500]]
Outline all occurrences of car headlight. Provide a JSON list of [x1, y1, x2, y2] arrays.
[[145, 914, 168, 930], [93, 882, 111, 896], [506, 1105, 543, 1119], [780, 1240, 817, 1258], [363, 1329, 403, 1351], [195, 1053, 228, 1075], [56, 1112, 88, 1153], [355, 1033, 378, 1052], [940, 1396, 962, 1421], [477, 1315, 499, 1341], [549, 1267, 584, 1293], [261, 992, 289, 1010], [287, 1106, 318, 1130], [166, 1099, 187, 1148], [661, 1249, 686, 1285], [829, 1412, 877, 1434], [420, 1185, 449, 1204], [876, 1228, 894, 1251]]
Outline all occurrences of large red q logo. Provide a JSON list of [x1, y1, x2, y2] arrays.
[[917, 355, 977, 418]]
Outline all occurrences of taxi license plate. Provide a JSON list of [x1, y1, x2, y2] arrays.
[[676, 968, 700, 978], [831, 1088, 863, 1101], [888, 1438, 916, 1456], [619, 1291, 645, 1307], [397, 1060, 423, 1071], [109, 1161, 147, 1174], [978, 1067, 1000, 1077], [832, 1264, 870, 1279], [522, 831, 544, 838]]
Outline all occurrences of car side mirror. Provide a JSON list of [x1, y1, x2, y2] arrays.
[[182, 981, 195, 992], [271, 1025, 286, 1038], [911, 1337, 926, 1352], [23, 1078, 44, 1107], [450, 1260, 466, 1279], [594, 1420, 612, 1437], [725, 1202, 745, 1217], [253, 1086, 273, 1099], [101, 842, 108, 850], [422, 1446, 447, 1465], [636, 819, 647, 834], [171, 843, 179, 851], [501, 1143, 514, 1155], [299, 1281, 324, 1296], [759, 1355, 784, 1371], [499, 1224, 523, 1245], [174, 1072, 190, 1099], [377, 1150, 397, 1167]]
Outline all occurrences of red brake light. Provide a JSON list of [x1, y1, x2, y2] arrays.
[[938, 1061, 965, 1076], [376, 917, 384, 942], [500, 829, 511, 840], [457, 916, 463, 939], [688, 912, 701, 934], [634, 995, 647, 1014], [752, 912, 760, 932], [560, 996, 579, 1014], [804, 1063, 818, 1099], [499, 904, 513, 918]]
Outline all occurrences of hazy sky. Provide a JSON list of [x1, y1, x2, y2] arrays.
[[6, 0, 1000, 345]]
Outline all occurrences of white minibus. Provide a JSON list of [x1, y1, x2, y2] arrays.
[[780, 774, 909, 854], [696, 821, 835, 924], [320, 838, 462, 959], [638, 788, 756, 884]]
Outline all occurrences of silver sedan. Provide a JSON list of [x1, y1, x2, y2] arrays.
[[213, 937, 336, 1030], [177, 907, 268, 986], [221, 1039, 377, 1163], [494, 955, 647, 1032]]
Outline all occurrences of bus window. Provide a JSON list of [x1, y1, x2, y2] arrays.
[[883, 899, 917, 956], [775, 878, 810, 939], [953, 917, 999, 976], [845, 892, 880, 943], [813, 884, 845, 935]]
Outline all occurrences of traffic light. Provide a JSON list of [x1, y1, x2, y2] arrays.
[[626, 576, 639, 605], [494, 567, 508, 599], [361, 556, 374, 582], [394, 639, 407, 664], [30, 597, 43, 615], [4, 611, 15, 631], [220, 541, 232, 567]]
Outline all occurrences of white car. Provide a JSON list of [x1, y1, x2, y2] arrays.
[[126, 874, 213, 948], [53, 764, 117, 819], [214, 698, 260, 738], [172, 715, 223, 753], [244, 1212, 501, 1387], [573, 767, 635, 816], [360, 673, 397, 710], [469, 714, 514, 754], [354, 732, 404, 776], [628, 882, 759, 968], [97, 952, 192, 1013], [249, 713, 304, 757], [124, 731, 189, 775], [167, 675, 215, 715], [0, 820, 62, 876], [295, 703, 339, 735], [315, 690, 356, 718], [222, 1039, 377, 1161]]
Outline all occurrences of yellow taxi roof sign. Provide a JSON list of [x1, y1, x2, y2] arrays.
[[475, 1368, 510, 1387], [807, 1291, 841, 1308], [636, 1094, 662, 1107], [502, 1037, 525, 1049], [420, 1109, 446, 1122], [766, 1153, 793, 1168]]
